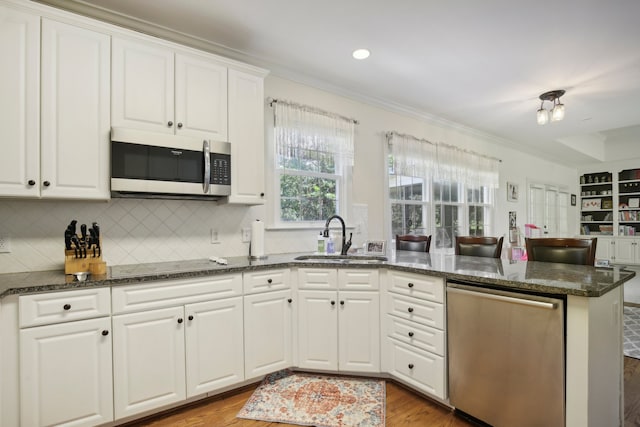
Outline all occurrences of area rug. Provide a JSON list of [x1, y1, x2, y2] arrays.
[[237, 370, 385, 427], [625, 304, 640, 359]]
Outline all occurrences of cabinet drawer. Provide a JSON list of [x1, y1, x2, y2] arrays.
[[338, 269, 379, 291], [386, 315, 445, 356], [387, 338, 445, 399], [387, 271, 444, 303], [19, 287, 111, 328], [297, 268, 338, 290], [387, 293, 444, 330], [112, 274, 242, 314], [243, 269, 290, 294]]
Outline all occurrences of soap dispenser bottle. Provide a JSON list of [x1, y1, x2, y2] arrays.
[[317, 232, 325, 254]]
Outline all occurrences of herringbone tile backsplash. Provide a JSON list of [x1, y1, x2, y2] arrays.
[[0, 199, 369, 274]]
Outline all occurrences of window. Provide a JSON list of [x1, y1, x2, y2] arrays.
[[272, 100, 355, 227], [389, 172, 429, 236], [387, 132, 499, 251]]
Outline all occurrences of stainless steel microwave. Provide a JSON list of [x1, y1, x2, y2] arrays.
[[110, 128, 231, 200]]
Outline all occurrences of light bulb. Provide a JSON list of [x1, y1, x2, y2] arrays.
[[537, 108, 549, 125], [551, 103, 565, 121], [352, 49, 370, 60]]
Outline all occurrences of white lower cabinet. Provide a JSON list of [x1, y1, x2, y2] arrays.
[[112, 297, 245, 419], [297, 268, 380, 373], [595, 237, 615, 262], [111, 274, 245, 420], [185, 297, 244, 396], [615, 238, 640, 264], [244, 288, 293, 378], [18, 288, 113, 427], [382, 270, 446, 399], [112, 306, 186, 419], [386, 338, 445, 397], [20, 317, 113, 427]]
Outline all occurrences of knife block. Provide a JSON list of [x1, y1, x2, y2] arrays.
[[64, 238, 106, 275]]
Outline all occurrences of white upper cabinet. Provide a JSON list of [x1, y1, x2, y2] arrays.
[[227, 69, 265, 204], [112, 37, 174, 134], [175, 53, 227, 140], [0, 6, 40, 197], [112, 37, 228, 140], [0, 8, 110, 200], [40, 18, 110, 199]]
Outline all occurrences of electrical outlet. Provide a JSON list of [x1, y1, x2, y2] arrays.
[[210, 229, 220, 244], [241, 227, 251, 243], [0, 234, 11, 253]]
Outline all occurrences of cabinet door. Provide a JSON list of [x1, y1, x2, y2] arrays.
[[20, 317, 113, 427], [226, 69, 265, 204], [297, 290, 338, 370], [615, 239, 636, 264], [112, 306, 186, 419], [244, 289, 292, 378], [185, 297, 243, 397], [338, 291, 380, 372], [175, 53, 227, 140], [595, 237, 614, 262], [0, 6, 40, 197], [40, 19, 110, 199], [112, 37, 174, 133]]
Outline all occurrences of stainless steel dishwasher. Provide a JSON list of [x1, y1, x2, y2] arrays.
[[447, 281, 565, 427]]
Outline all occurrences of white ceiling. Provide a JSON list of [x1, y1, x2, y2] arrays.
[[40, 0, 640, 166]]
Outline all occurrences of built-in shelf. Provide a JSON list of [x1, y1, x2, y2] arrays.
[[580, 171, 613, 235]]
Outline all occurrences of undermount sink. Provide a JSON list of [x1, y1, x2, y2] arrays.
[[294, 255, 388, 264]]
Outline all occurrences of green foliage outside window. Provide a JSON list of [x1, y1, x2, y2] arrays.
[[278, 148, 339, 222]]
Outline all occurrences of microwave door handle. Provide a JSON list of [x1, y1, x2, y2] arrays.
[[203, 140, 211, 193]]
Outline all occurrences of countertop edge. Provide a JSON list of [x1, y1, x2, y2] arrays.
[[1, 255, 635, 299]]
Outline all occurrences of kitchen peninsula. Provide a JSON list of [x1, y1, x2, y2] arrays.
[[0, 253, 633, 427]]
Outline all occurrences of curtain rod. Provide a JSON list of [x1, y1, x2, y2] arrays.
[[386, 131, 502, 163], [268, 97, 359, 125]]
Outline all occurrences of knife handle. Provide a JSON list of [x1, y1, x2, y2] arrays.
[[64, 230, 72, 250]]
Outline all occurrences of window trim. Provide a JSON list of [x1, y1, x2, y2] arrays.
[[266, 110, 353, 230]]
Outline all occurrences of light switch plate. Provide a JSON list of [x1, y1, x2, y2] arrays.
[[241, 227, 251, 243]]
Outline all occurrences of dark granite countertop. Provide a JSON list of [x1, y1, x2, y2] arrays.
[[0, 251, 635, 299]]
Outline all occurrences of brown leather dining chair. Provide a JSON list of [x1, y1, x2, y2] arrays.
[[454, 236, 504, 258], [396, 235, 432, 253], [525, 237, 597, 265]]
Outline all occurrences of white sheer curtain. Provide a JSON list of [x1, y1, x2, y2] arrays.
[[388, 132, 436, 177], [435, 144, 499, 189], [387, 132, 499, 188], [274, 100, 355, 166]]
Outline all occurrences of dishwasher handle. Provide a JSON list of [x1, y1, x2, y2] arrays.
[[447, 286, 558, 310]]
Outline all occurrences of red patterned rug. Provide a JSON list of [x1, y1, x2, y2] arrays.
[[237, 370, 385, 427]]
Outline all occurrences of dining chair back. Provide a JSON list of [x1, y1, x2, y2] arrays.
[[525, 237, 597, 265], [396, 234, 432, 253], [455, 236, 504, 258]]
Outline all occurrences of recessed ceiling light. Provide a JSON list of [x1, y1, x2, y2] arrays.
[[352, 48, 370, 60]]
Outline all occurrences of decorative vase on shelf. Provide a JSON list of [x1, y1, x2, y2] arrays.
[[588, 175, 593, 184]]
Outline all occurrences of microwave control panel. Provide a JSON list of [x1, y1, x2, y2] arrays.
[[211, 154, 231, 185]]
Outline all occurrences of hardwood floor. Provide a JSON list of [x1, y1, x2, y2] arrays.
[[125, 381, 473, 427], [125, 358, 640, 427]]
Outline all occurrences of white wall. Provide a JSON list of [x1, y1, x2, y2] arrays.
[[264, 76, 578, 245], [0, 75, 578, 273]]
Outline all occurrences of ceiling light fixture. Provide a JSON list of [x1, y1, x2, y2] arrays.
[[352, 48, 370, 60], [536, 89, 566, 125]]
